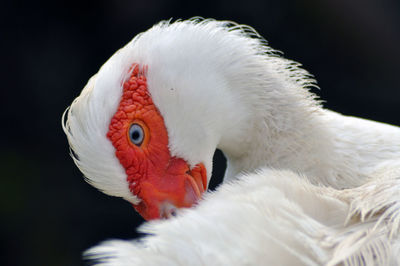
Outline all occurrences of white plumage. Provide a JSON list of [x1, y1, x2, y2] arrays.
[[63, 19, 400, 265], [86, 169, 400, 265]]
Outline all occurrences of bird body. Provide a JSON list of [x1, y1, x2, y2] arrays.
[[63, 19, 400, 265], [85, 169, 400, 265]]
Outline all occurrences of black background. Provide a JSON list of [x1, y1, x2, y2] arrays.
[[2, 0, 400, 265]]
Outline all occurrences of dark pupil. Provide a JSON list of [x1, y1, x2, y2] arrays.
[[131, 130, 140, 140]]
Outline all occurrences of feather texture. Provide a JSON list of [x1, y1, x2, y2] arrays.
[[63, 18, 400, 265], [84, 169, 400, 265]]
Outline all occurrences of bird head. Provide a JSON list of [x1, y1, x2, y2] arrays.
[[63, 61, 211, 220], [102, 64, 208, 220], [63, 19, 271, 220]]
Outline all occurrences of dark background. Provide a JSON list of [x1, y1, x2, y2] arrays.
[[1, 0, 399, 265]]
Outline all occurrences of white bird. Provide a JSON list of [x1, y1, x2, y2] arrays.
[[63, 19, 400, 265]]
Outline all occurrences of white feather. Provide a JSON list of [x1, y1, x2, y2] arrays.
[[63, 18, 400, 265], [84, 169, 400, 265]]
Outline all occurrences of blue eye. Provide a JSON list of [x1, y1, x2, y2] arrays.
[[129, 124, 144, 146]]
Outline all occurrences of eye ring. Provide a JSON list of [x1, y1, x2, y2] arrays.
[[129, 123, 144, 146]]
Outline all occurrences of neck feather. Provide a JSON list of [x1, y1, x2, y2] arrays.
[[216, 62, 372, 189]]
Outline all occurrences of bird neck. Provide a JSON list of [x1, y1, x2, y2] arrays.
[[216, 74, 367, 189]]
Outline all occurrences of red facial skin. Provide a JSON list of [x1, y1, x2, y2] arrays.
[[107, 65, 207, 220]]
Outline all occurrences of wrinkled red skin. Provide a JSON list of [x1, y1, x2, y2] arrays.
[[107, 65, 207, 220]]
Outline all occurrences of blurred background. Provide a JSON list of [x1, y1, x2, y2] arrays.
[[1, 0, 399, 265]]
